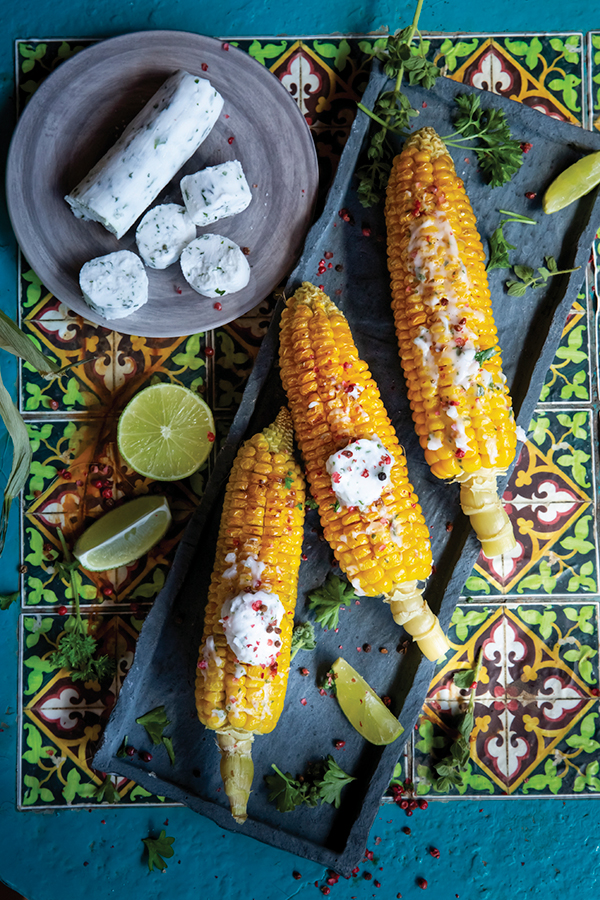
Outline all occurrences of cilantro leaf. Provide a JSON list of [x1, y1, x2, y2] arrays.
[[265, 765, 305, 812], [290, 621, 317, 661], [305, 496, 318, 510], [474, 347, 497, 366], [308, 574, 356, 630], [116, 735, 129, 758], [49, 631, 115, 682], [315, 756, 356, 808], [142, 830, 175, 873], [162, 735, 175, 766], [136, 706, 170, 745]]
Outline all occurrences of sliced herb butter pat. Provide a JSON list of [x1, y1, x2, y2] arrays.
[[180, 234, 250, 298], [79, 250, 148, 319], [180, 160, 252, 225], [135, 203, 196, 269]]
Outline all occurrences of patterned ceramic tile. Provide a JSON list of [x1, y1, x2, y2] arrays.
[[19, 609, 171, 807], [426, 34, 585, 125], [539, 288, 592, 404], [465, 408, 597, 598], [413, 601, 600, 797], [587, 33, 600, 131]]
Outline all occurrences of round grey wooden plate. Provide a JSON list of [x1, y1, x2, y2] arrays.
[[6, 32, 319, 338]]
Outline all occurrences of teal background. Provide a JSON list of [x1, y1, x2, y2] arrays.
[[2, 1, 600, 898]]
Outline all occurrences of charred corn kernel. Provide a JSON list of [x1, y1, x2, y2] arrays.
[[385, 127, 517, 558], [195, 407, 305, 823], [280, 282, 449, 661]]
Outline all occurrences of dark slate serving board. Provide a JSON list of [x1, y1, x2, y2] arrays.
[[94, 64, 600, 874]]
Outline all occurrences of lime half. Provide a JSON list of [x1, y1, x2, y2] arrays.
[[74, 495, 171, 571], [331, 657, 404, 746], [118, 383, 215, 481], [543, 150, 600, 214]]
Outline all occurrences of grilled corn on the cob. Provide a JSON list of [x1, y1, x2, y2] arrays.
[[385, 127, 517, 558], [279, 282, 449, 661], [195, 407, 305, 822]]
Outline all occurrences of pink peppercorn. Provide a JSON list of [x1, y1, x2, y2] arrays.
[[213, 302, 222, 311], [201, 62, 208, 71], [417, 878, 428, 889], [205, 346, 215, 357], [139, 750, 153, 762], [300, 698, 307, 706], [525, 191, 536, 199], [58, 605, 67, 616], [222, 42, 230, 50], [228, 136, 234, 144], [418, 799, 428, 810]]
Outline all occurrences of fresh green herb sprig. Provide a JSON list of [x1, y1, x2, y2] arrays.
[[356, 0, 440, 207], [93, 776, 120, 804], [486, 210, 537, 272], [305, 495, 318, 510], [136, 705, 176, 765], [290, 621, 317, 661], [308, 573, 356, 630], [266, 755, 355, 813], [426, 649, 483, 792], [506, 256, 580, 296], [142, 830, 175, 873], [443, 95, 524, 188], [48, 529, 115, 682]]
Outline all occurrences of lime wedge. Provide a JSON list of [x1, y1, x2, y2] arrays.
[[331, 657, 404, 746], [74, 495, 171, 571], [117, 383, 215, 481], [543, 151, 600, 214]]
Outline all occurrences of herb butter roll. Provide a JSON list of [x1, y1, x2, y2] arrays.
[[65, 70, 224, 239], [79, 250, 149, 319]]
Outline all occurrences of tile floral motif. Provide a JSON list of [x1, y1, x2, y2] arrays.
[[466, 409, 597, 597], [539, 289, 591, 404], [20, 611, 170, 807], [22, 420, 201, 607], [426, 34, 585, 125], [414, 602, 600, 797], [588, 33, 600, 130]]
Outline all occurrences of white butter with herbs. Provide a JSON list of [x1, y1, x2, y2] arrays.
[[65, 70, 224, 239], [135, 203, 196, 269], [180, 233, 250, 297], [79, 250, 148, 319], [220, 590, 285, 667], [326, 436, 395, 508], [181, 159, 252, 225]]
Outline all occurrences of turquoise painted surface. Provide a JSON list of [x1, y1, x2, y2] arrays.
[[2, 1, 600, 899]]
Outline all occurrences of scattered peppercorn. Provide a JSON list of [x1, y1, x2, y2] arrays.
[[57, 605, 67, 616], [379, 647, 388, 654], [201, 62, 208, 71], [213, 302, 223, 311], [334, 740, 346, 749], [362, 226, 372, 237], [228, 136, 234, 144], [374, 881, 381, 888], [292, 872, 301, 880], [418, 799, 428, 810], [362, 643, 371, 652], [381, 696, 391, 707], [205, 346, 215, 356], [524, 191, 536, 199], [50, 399, 59, 410], [321, 888, 330, 895], [363, 872, 372, 881], [18, 564, 27, 574], [126, 746, 136, 757], [402, 826, 411, 835], [300, 667, 310, 676], [417, 878, 428, 889], [324, 251, 334, 259], [520, 141, 533, 153], [446, 521, 453, 532], [429, 847, 440, 859], [335, 264, 344, 272], [139, 750, 153, 762]]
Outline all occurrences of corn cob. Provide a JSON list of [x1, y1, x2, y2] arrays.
[[279, 282, 449, 661], [385, 127, 517, 558], [195, 407, 305, 823]]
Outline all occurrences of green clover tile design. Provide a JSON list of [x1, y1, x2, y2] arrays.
[[539, 289, 591, 404]]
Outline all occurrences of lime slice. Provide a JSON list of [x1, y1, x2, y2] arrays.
[[74, 495, 171, 571], [331, 657, 404, 746], [117, 383, 215, 481], [543, 151, 600, 214]]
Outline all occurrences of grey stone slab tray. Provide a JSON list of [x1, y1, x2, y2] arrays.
[[94, 65, 600, 874]]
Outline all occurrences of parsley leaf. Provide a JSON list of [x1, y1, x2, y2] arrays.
[[136, 706, 170, 744], [266, 757, 355, 812], [290, 621, 317, 661], [48, 528, 116, 682], [142, 830, 175, 873], [0, 590, 19, 610], [506, 255, 580, 296], [486, 222, 516, 271], [315, 755, 356, 808], [308, 574, 356, 630], [445, 94, 524, 187], [136, 705, 176, 765], [265, 765, 305, 812]]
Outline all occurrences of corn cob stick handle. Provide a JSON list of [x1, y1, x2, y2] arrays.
[[216, 729, 254, 824], [457, 471, 516, 558], [385, 581, 449, 661]]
